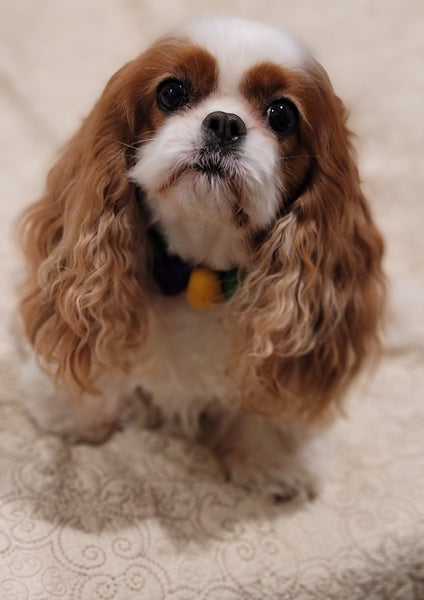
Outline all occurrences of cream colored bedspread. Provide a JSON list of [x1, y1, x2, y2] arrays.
[[1, 1, 423, 598]]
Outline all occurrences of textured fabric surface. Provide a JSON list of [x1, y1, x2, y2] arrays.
[[1, 1, 423, 598]]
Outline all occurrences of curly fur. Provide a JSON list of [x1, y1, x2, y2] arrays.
[[18, 56, 151, 394], [228, 64, 385, 421]]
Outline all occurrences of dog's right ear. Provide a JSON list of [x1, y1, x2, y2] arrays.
[[18, 35, 223, 395], [18, 55, 154, 395]]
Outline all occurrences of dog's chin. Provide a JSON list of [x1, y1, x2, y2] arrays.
[[147, 162, 254, 270]]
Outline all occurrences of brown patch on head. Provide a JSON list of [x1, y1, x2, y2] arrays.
[[241, 61, 321, 209], [242, 61, 301, 109], [115, 37, 219, 142]]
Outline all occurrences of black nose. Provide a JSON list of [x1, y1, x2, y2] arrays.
[[202, 111, 247, 146]]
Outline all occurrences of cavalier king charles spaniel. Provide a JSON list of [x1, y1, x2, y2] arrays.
[[18, 18, 385, 501]]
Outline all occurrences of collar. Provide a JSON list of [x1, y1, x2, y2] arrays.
[[148, 227, 239, 310]]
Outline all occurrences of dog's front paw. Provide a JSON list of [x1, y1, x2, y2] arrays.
[[25, 397, 119, 445], [212, 415, 324, 502], [221, 446, 319, 502], [20, 356, 124, 444]]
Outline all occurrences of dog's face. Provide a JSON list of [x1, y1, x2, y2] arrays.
[[19, 18, 385, 420], [129, 19, 320, 269]]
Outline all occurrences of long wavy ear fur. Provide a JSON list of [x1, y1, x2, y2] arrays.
[[18, 60, 149, 394], [230, 65, 386, 423]]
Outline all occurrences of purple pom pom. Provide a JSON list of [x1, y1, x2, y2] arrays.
[[153, 255, 192, 296]]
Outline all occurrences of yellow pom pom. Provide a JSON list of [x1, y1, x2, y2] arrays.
[[186, 267, 222, 310]]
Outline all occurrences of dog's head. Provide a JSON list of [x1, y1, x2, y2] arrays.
[[129, 18, 315, 271], [19, 18, 385, 419]]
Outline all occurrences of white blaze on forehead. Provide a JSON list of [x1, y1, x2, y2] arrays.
[[173, 17, 307, 94]]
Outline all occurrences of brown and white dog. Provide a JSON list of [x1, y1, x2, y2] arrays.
[[18, 18, 385, 500]]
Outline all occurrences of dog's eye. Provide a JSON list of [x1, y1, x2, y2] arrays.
[[267, 99, 298, 135], [157, 79, 189, 112]]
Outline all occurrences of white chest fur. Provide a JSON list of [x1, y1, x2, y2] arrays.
[[130, 296, 233, 435]]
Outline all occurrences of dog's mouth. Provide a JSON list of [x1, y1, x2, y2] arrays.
[[194, 148, 238, 178], [199, 146, 243, 175], [158, 150, 241, 192], [194, 161, 227, 178], [158, 164, 232, 193]]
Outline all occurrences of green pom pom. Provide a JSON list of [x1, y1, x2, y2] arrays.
[[219, 268, 239, 300]]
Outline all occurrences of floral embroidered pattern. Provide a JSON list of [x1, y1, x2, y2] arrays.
[[0, 350, 423, 599]]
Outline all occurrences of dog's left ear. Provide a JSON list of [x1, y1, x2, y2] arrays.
[[18, 57, 152, 394], [230, 66, 386, 422]]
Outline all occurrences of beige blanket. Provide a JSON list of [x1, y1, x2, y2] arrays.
[[1, 1, 423, 598]]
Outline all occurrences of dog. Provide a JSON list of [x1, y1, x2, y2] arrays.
[[18, 17, 385, 501]]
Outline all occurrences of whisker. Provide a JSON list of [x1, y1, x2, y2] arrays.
[[111, 139, 143, 151], [283, 154, 319, 161], [136, 135, 158, 144], [93, 136, 149, 151]]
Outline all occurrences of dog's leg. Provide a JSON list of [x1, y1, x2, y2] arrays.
[[204, 411, 328, 501], [19, 354, 125, 443]]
